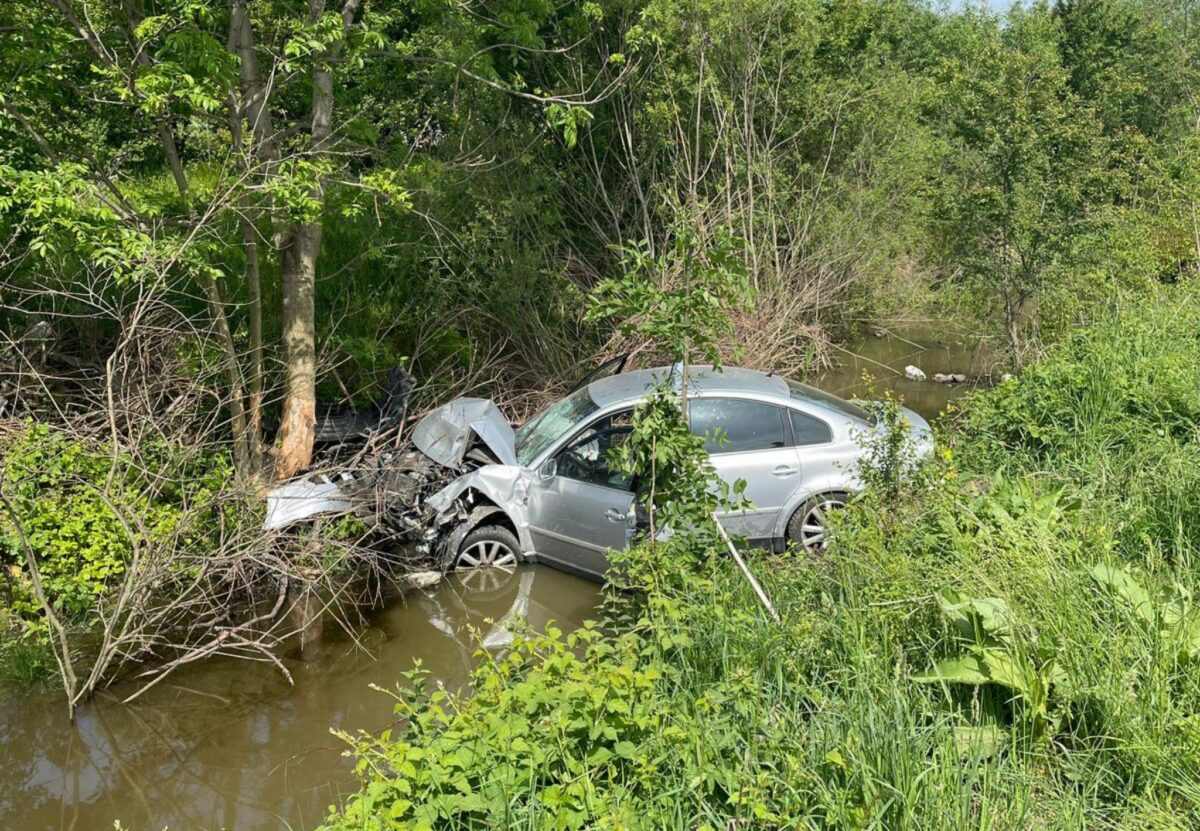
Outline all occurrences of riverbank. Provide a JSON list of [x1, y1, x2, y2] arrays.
[[0, 327, 986, 830], [323, 286, 1200, 830]]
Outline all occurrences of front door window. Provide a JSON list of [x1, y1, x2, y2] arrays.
[[524, 413, 637, 580]]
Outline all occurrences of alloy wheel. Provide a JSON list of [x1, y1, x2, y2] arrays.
[[456, 538, 518, 570], [798, 497, 845, 552]]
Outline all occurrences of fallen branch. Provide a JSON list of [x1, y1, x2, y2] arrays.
[[712, 512, 780, 623]]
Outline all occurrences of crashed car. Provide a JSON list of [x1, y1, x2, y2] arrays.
[[266, 363, 934, 581]]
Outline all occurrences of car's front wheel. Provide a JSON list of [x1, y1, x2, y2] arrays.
[[449, 524, 525, 595], [786, 493, 848, 554], [454, 524, 522, 571]]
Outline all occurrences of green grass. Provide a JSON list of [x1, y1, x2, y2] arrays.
[[322, 286, 1200, 830], [0, 632, 56, 687]]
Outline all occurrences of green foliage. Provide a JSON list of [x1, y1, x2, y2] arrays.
[[932, 6, 1105, 362], [852, 381, 914, 505], [914, 590, 1068, 742], [1091, 564, 1200, 663], [0, 423, 232, 631], [325, 287, 1200, 830], [544, 104, 594, 149], [329, 626, 686, 829], [587, 221, 753, 368], [0, 622, 56, 686]]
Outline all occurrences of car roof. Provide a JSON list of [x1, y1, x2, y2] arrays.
[[587, 364, 792, 408]]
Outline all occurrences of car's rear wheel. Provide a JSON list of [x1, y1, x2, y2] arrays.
[[786, 493, 848, 554]]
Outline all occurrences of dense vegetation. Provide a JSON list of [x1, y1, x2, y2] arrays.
[[323, 286, 1200, 830], [1, 0, 1199, 821]]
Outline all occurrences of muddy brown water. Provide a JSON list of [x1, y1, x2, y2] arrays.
[[1, 330, 986, 831], [815, 326, 998, 420], [1, 568, 600, 831]]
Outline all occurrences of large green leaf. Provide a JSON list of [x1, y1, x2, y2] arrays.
[[1090, 564, 1154, 624], [912, 655, 990, 685], [938, 591, 1014, 644], [977, 650, 1030, 696]]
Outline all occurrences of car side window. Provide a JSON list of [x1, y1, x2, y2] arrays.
[[689, 398, 788, 454], [556, 408, 643, 487], [556, 427, 635, 491], [789, 409, 832, 445]]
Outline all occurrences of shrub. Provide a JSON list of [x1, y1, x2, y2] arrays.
[[323, 286, 1200, 830], [0, 422, 233, 631]]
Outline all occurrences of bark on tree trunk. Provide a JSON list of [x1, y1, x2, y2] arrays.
[[1004, 291, 1027, 370], [224, 18, 266, 473], [244, 210, 265, 466], [203, 278, 252, 474], [275, 229, 319, 479]]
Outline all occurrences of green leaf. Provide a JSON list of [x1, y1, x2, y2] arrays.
[[912, 655, 989, 685], [1090, 564, 1154, 624]]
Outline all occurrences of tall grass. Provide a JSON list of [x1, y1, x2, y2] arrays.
[[323, 287, 1200, 830]]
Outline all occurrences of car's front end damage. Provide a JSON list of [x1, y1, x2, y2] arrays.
[[264, 395, 529, 569]]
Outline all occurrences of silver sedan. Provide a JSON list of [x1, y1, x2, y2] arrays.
[[422, 365, 933, 581]]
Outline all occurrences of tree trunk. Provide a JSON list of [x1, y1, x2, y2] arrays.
[[275, 234, 318, 479], [225, 11, 266, 473], [244, 209, 265, 467], [272, 0, 360, 480], [203, 278, 252, 474], [1004, 291, 1027, 369]]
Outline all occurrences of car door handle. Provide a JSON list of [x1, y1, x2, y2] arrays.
[[772, 465, 798, 477], [605, 508, 627, 522]]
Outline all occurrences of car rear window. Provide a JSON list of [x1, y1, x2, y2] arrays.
[[690, 398, 788, 454], [785, 379, 875, 425], [789, 409, 833, 445]]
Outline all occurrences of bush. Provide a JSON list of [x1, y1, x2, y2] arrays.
[[322, 286, 1200, 830], [0, 422, 233, 632]]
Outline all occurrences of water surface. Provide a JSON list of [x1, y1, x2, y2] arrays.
[[0, 329, 986, 831], [0, 567, 600, 831], [815, 327, 997, 419]]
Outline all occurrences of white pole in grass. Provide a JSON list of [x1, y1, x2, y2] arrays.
[[712, 512, 780, 623]]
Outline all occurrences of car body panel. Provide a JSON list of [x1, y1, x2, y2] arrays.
[[412, 398, 517, 468], [710, 445, 804, 539], [586, 365, 791, 409], [526, 475, 636, 577], [425, 465, 536, 551]]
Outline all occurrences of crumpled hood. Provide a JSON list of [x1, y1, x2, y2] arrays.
[[412, 397, 517, 469]]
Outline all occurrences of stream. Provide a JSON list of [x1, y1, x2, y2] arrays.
[[814, 325, 998, 420], [0, 329, 988, 831], [1, 568, 600, 831]]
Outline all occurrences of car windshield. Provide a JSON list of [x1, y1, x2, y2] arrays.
[[514, 387, 600, 465], [785, 378, 875, 425]]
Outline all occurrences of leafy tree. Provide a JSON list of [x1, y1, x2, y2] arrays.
[[0, 0, 611, 479], [587, 216, 752, 556], [587, 216, 752, 401], [932, 8, 1105, 366]]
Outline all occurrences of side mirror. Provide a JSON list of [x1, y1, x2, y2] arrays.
[[538, 458, 558, 480]]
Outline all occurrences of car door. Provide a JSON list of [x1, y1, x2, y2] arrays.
[[787, 405, 840, 487], [690, 397, 801, 541], [525, 425, 637, 580]]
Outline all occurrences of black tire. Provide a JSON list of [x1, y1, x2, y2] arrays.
[[451, 524, 525, 598], [453, 525, 523, 571], [785, 492, 849, 554]]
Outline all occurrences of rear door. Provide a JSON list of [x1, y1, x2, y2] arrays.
[[525, 424, 637, 580], [690, 397, 802, 541]]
